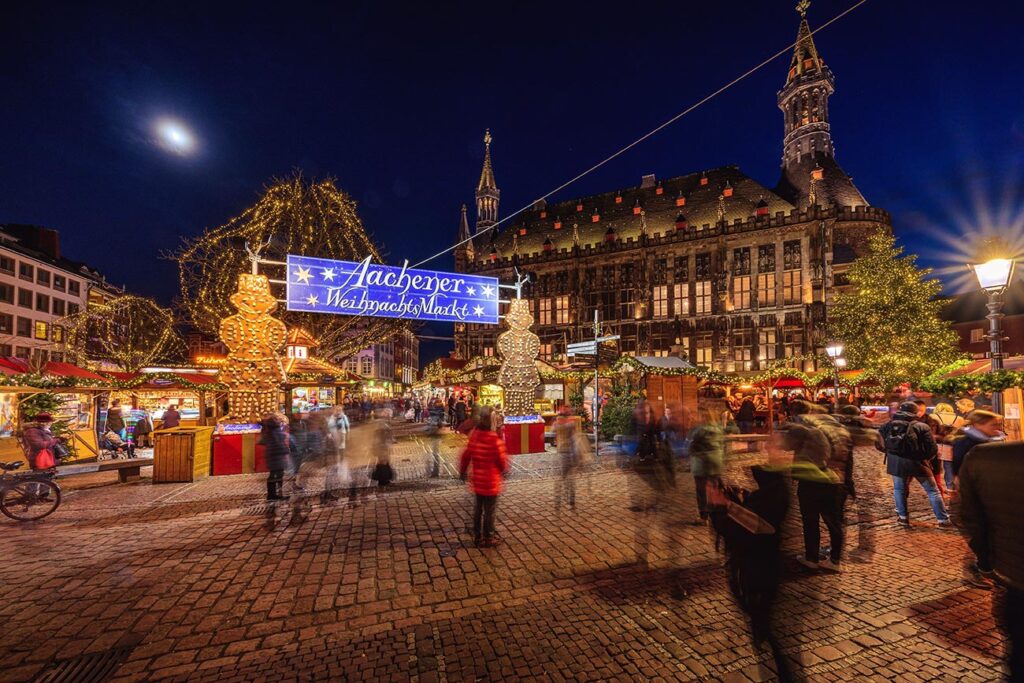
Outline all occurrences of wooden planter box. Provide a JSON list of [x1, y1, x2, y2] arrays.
[[153, 427, 213, 483]]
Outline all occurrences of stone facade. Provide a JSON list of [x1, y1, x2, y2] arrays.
[[453, 9, 890, 373]]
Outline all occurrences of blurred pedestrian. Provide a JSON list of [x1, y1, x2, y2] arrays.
[[106, 399, 126, 438], [878, 401, 949, 527], [21, 412, 59, 471], [371, 416, 395, 489], [959, 439, 1024, 680], [554, 406, 579, 511], [259, 414, 290, 501], [458, 406, 509, 547], [836, 404, 881, 560], [951, 410, 1006, 480], [160, 403, 180, 429], [687, 408, 724, 524], [735, 396, 756, 434], [133, 409, 154, 449]]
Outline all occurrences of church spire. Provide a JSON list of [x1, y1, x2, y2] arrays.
[[475, 130, 500, 234], [455, 203, 474, 271], [774, 2, 867, 208]]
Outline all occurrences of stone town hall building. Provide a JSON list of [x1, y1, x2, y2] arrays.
[[453, 8, 890, 373]]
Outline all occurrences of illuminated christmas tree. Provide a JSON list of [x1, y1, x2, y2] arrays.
[[177, 174, 405, 362], [58, 295, 182, 372], [831, 233, 962, 388]]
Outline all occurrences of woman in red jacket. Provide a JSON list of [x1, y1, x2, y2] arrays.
[[459, 407, 509, 547]]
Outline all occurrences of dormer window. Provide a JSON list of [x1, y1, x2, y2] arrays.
[[592, 211, 600, 223], [675, 214, 688, 230], [604, 227, 616, 243], [615, 195, 623, 204], [553, 219, 562, 230], [655, 182, 664, 195], [632, 200, 642, 215], [700, 174, 709, 186], [723, 182, 733, 198], [576, 202, 584, 212], [543, 237, 553, 252], [519, 227, 527, 236], [539, 210, 547, 219], [676, 194, 686, 207]]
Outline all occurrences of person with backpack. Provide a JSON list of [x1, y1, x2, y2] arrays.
[[878, 401, 950, 527], [783, 401, 851, 572]]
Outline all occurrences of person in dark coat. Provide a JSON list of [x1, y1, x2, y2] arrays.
[[959, 440, 1024, 680], [951, 410, 1005, 478], [133, 409, 154, 448], [878, 401, 949, 526], [260, 415, 290, 501], [106, 399, 126, 436], [735, 397, 756, 434], [161, 404, 181, 429]]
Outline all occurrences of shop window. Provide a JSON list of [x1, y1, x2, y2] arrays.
[[18, 288, 32, 308], [784, 326, 804, 358], [758, 272, 776, 307], [0, 283, 12, 304], [673, 283, 689, 316], [734, 328, 753, 367], [34, 321, 48, 340], [555, 295, 570, 325], [759, 328, 778, 362], [52, 298, 65, 316], [783, 270, 802, 305], [18, 262, 33, 282], [539, 343, 553, 360], [14, 346, 30, 359], [68, 280, 80, 296], [695, 334, 713, 366], [0, 344, 11, 357], [652, 285, 669, 319], [538, 298, 552, 325], [0, 314, 10, 334], [16, 317, 31, 338], [695, 281, 712, 315], [0, 256, 13, 275], [36, 269, 50, 286], [53, 274, 66, 292], [733, 275, 751, 310], [35, 293, 49, 313]]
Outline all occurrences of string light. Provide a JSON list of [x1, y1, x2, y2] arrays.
[[58, 295, 182, 372], [219, 273, 288, 422], [176, 174, 405, 363], [497, 299, 541, 416]]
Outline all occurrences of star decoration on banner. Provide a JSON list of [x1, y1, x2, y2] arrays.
[[473, 305, 484, 317], [306, 294, 319, 306], [294, 266, 313, 284], [466, 286, 476, 296], [481, 284, 495, 298], [321, 268, 336, 281]]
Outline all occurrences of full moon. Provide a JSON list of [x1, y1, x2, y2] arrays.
[[154, 118, 196, 155]]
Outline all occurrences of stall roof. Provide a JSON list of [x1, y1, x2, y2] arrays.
[[103, 370, 223, 390], [0, 357, 107, 381], [284, 356, 362, 383], [630, 356, 695, 370]]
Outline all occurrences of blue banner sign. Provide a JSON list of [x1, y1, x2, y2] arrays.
[[285, 255, 500, 325]]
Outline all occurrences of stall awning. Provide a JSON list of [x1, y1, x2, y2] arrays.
[[0, 358, 107, 381], [102, 370, 223, 391], [284, 356, 362, 384], [946, 357, 1024, 376]]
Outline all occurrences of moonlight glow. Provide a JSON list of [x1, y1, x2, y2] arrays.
[[154, 118, 196, 155]]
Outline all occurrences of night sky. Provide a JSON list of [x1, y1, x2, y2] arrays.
[[3, 0, 1023, 364]]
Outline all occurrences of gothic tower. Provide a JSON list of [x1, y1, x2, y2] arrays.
[[475, 130, 500, 234], [775, 1, 866, 209], [454, 203, 474, 272]]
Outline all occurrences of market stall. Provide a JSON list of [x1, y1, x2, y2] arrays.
[[921, 356, 1024, 441], [101, 370, 225, 432], [613, 355, 701, 420]]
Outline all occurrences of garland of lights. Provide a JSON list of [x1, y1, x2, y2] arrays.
[[58, 295, 182, 372], [219, 273, 288, 421], [497, 299, 541, 416], [176, 174, 405, 363], [918, 359, 1024, 396]]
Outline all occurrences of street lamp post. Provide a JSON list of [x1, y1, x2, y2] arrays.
[[825, 342, 844, 411], [970, 256, 1015, 414]]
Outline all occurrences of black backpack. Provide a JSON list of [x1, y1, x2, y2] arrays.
[[884, 420, 930, 460]]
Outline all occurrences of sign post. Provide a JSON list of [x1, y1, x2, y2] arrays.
[[566, 312, 618, 448]]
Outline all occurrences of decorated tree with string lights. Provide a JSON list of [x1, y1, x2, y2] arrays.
[[831, 233, 962, 388], [58, 295, 184, 372], [176, 174, 404, 361]]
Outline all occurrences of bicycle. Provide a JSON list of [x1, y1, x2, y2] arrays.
[[0, 461, 61, 521]]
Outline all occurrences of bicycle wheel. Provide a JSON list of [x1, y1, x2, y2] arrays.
[[0, 480, 61, 521]]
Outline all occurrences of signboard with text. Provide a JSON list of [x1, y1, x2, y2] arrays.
[[286, 255, 500, 325]]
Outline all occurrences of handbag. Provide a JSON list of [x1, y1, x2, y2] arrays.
[[35, 448, 56, 469]]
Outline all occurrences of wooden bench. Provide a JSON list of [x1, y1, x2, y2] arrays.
[[57, 458, 154, 483]]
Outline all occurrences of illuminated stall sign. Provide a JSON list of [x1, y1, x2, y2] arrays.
[[286, 255, 499, 325]]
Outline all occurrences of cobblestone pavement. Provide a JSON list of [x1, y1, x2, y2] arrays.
[[0, 430, 1007, 682]]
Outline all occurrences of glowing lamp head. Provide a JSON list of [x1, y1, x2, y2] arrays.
[[825, 343, 844, 359], [972, 258, 1015, 292], [835, 357, 848, 368]]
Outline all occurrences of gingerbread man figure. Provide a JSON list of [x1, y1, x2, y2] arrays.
[[219, 274, 287, 422], [497, 298, 540, 416]]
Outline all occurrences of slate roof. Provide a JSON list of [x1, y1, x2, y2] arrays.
[[480, 166, 794, 259]]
